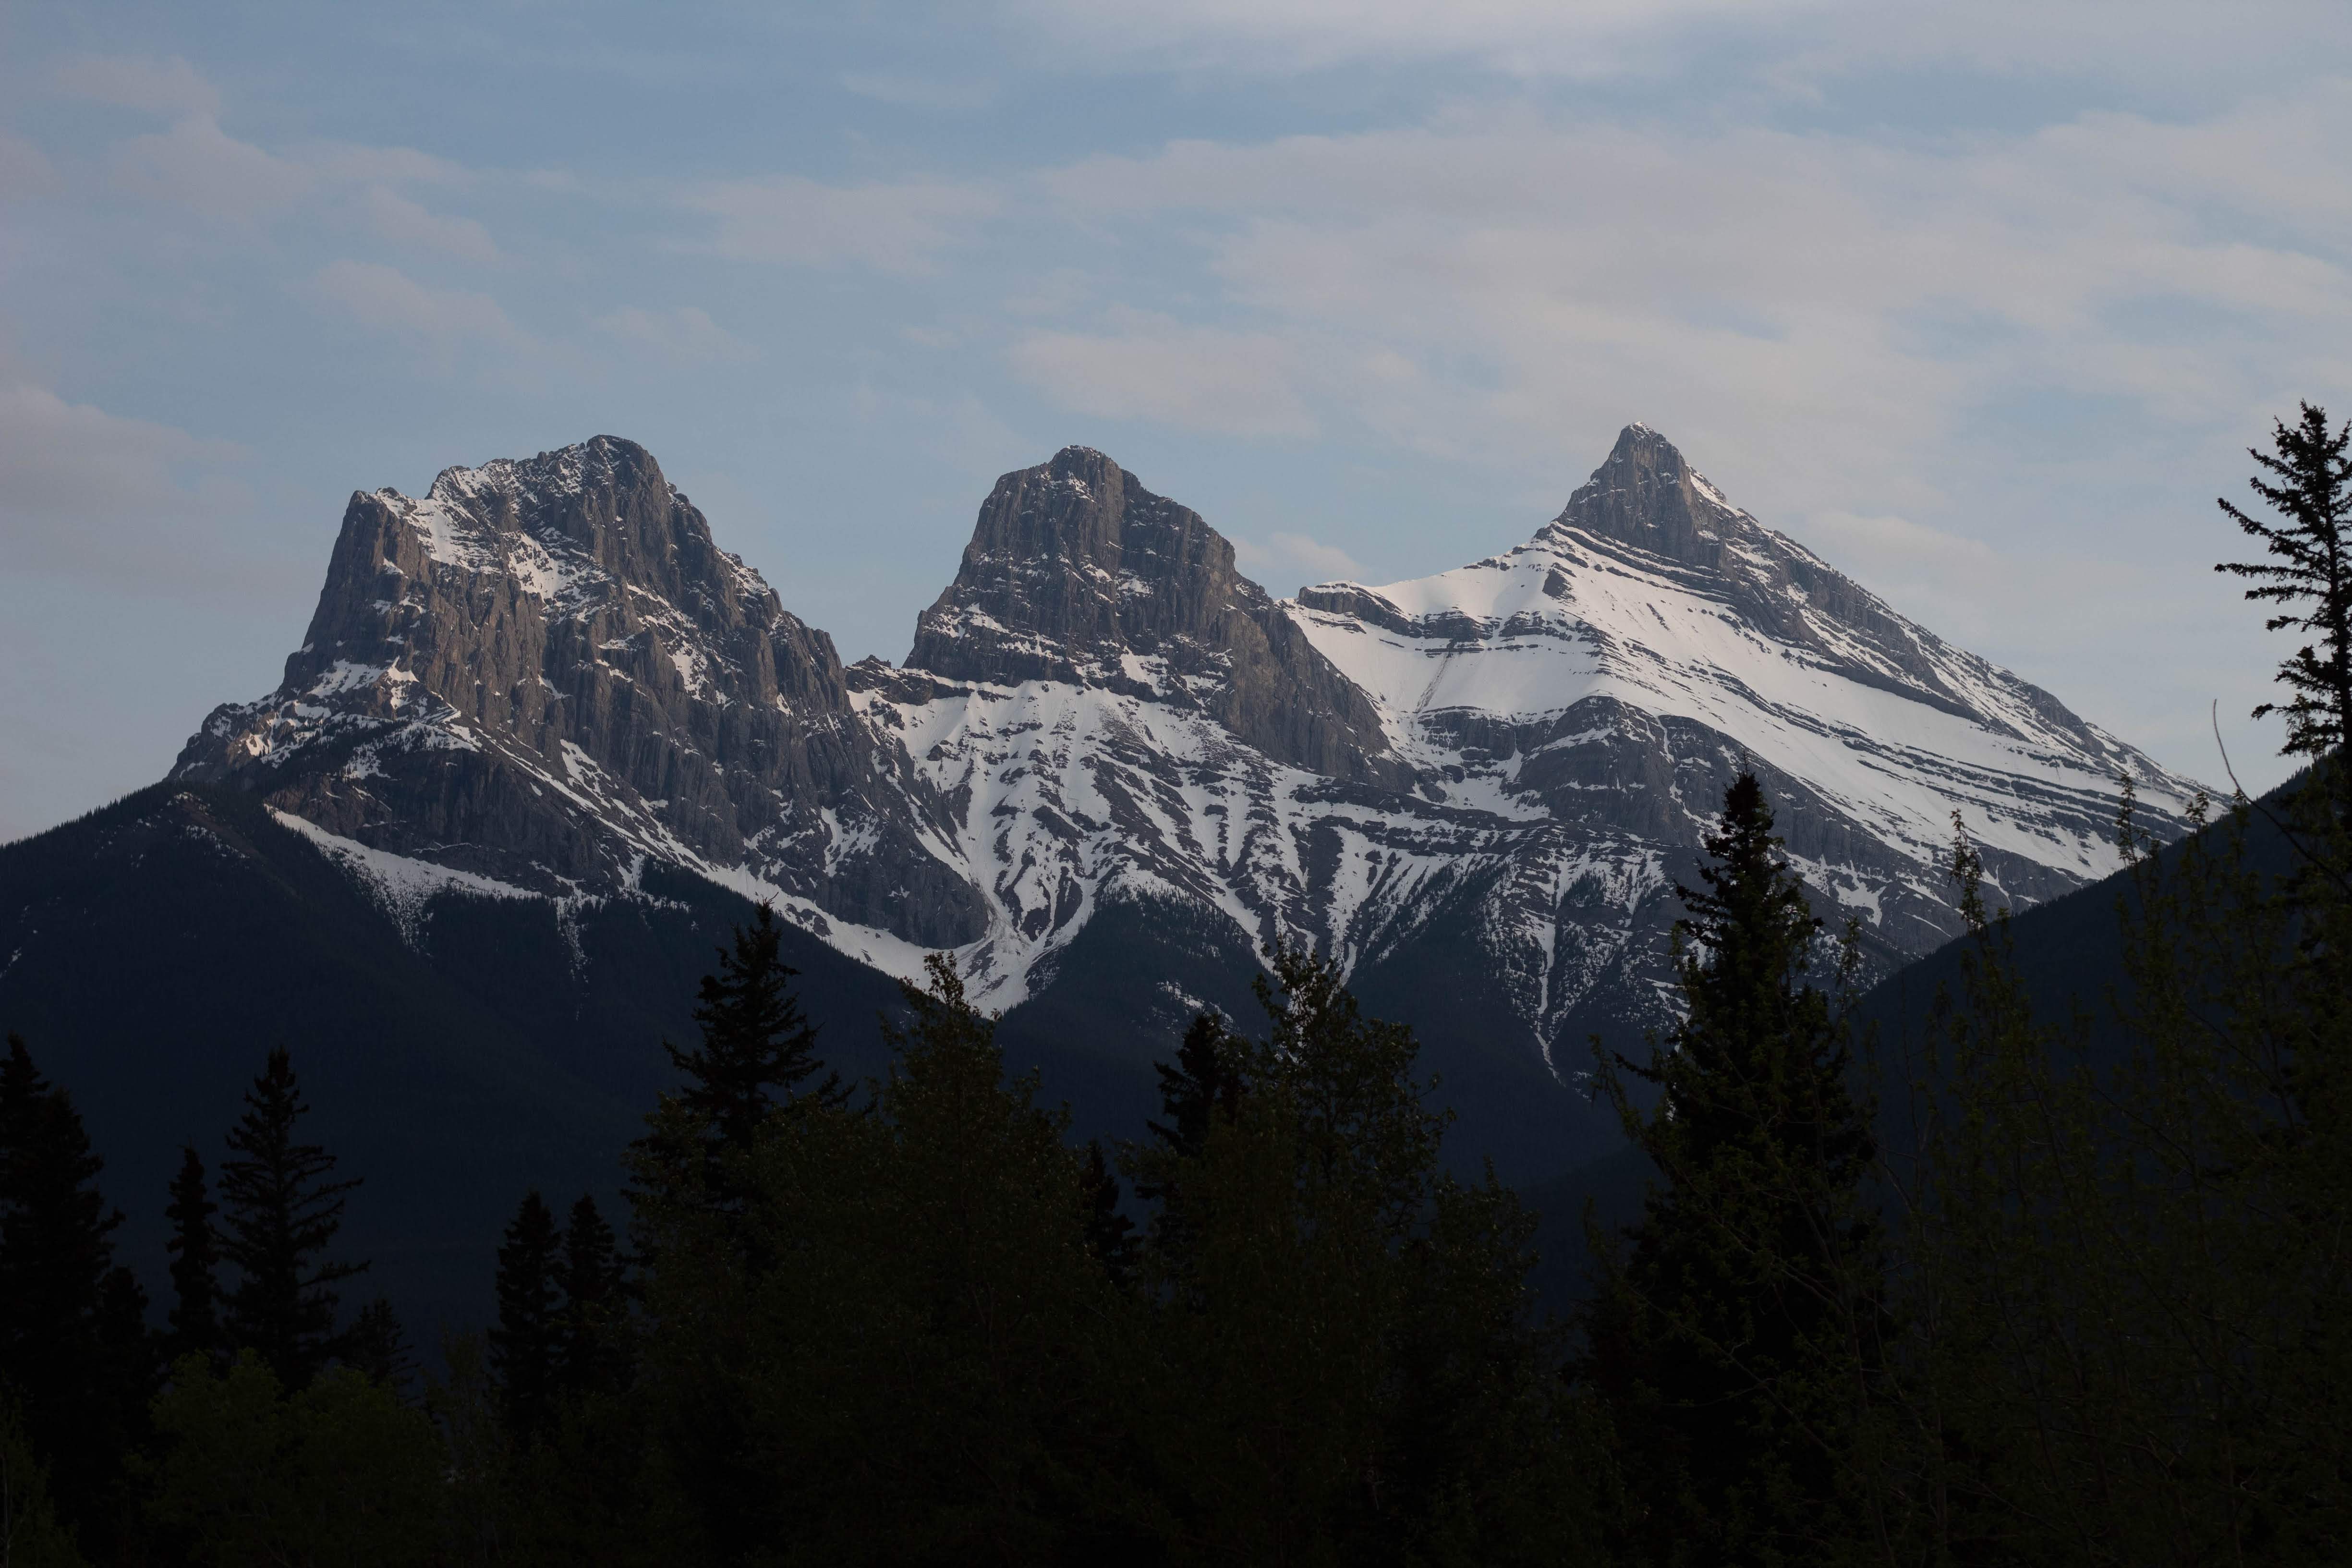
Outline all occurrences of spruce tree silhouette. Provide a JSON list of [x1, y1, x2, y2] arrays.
[[0, 1033, 152, 1554], [218, 1048, 364, 1389], [1134, 1010, 1246, 1267], [345, 1296, 415, 1393], [557, 1194, 629, 1399], [1148, 1011, 1245, 1163], [164, 1145, 220, 1365], [493, 1190, 561, 1445], [1079, 1141, 1139, 1289], [1583, 774, 1882, 1568], [667, 904, 845, 1159], [2218, 401, 2352, 776]]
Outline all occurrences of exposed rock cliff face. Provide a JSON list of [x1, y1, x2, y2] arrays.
[[905, 446, 1402, 788], [176, 437, 983, 948]]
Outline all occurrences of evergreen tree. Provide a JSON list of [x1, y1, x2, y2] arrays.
[[218, 1048, 365, 1390], [145, 1351, 443, 1568], [343, 1297, 415, 1397], [492, 1190, 561, 1446], [2218, 401, 2352, 777], [557, 1194, 630, 1401], [1133, 1010, 1246, 1270], [1118, 946, 1603, 1562], [0, 1034, 151, 1559], [667, 904, 845, 1157], [0, 1396, 84, 1568], [625, 952, 1127, 1565], [165, 1146, 221, 1366], [1078, 1141, 1138, 1290], [1583, 773, 1883, 1567], [1148, 1011, 1245, 1164]]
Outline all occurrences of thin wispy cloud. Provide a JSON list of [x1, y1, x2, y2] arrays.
[[0, 373, 254, 592], [680, 175, 999, 274], [110, 112, 313, 218], [52, 53, 221, 118], [1011, 316, 1320, 438], [0, 133, 56, 199], [363, 186, 500, 263], [1035, 94, 2352, 520], [312, 260, 533, 363], [839, 72, 999, 111], [594, 305, 755, 365], [61, 54, 486, 231], [1000, 0, 1808, 75], [1000, 0, 2346, 86], [1234, 529, 1364, 585]]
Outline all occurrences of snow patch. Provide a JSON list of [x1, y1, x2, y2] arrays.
[[270, 809, 534, 947]]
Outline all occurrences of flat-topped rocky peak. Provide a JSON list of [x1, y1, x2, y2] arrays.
[[397, 435, 684, 579], [246, 434, 850, 736], [905, 447, 1405, 787], [908, 446, 1245, 681], [422, 432, 667, 531]]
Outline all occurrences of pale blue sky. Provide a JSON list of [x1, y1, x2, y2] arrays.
[[4, 1, 2348, 839]]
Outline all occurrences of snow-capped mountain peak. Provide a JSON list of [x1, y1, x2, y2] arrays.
[[175, 425, 2203, 1081], [1288, 426, 2190, 914]]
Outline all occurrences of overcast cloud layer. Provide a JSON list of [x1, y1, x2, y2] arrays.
[[3, 0, 2347, 840]]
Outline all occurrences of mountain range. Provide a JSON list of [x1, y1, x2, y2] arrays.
[[0, 424, 2202, 1331]]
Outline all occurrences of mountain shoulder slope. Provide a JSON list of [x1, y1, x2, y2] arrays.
[[0, 781, 909, 1338]]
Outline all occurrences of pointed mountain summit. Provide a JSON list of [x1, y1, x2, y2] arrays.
[[1546, 423, 2105, 738], [1553, 420, 1733, 559], [1289, 424, 2194, 957]]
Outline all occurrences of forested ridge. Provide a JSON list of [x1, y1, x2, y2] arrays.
[[4, 408, 2350, 1565]]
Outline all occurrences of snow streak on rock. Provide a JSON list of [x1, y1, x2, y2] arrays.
[[1285, 425, 2197, 983]]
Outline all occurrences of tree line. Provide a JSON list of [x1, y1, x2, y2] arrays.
[[1, 405, 2347, 1565], [0, 1040, 416, 1564]]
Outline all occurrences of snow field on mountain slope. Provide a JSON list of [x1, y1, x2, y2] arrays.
[[855, 677, 1592, 1006], [269, 808, 536, 945], [339, 707, 958, 989], [1286, 530, 2186, 882]]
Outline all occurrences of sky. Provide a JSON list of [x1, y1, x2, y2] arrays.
[[3, 1, 2349, 842]]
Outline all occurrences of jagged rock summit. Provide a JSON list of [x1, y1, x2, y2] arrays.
[[176, 436, 983, 952], [900, 445, 1401, 788], [171, 426, 2203, 1155]]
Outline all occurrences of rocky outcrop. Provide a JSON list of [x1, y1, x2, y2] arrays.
[[1541, 424, 2096, 737], [905, 446, 1406, 790], [176, 437, 985, 946]]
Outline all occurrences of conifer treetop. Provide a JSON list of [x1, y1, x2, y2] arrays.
[[219, 1047, 365, 1390], [2218, 401, 2352, 764]]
